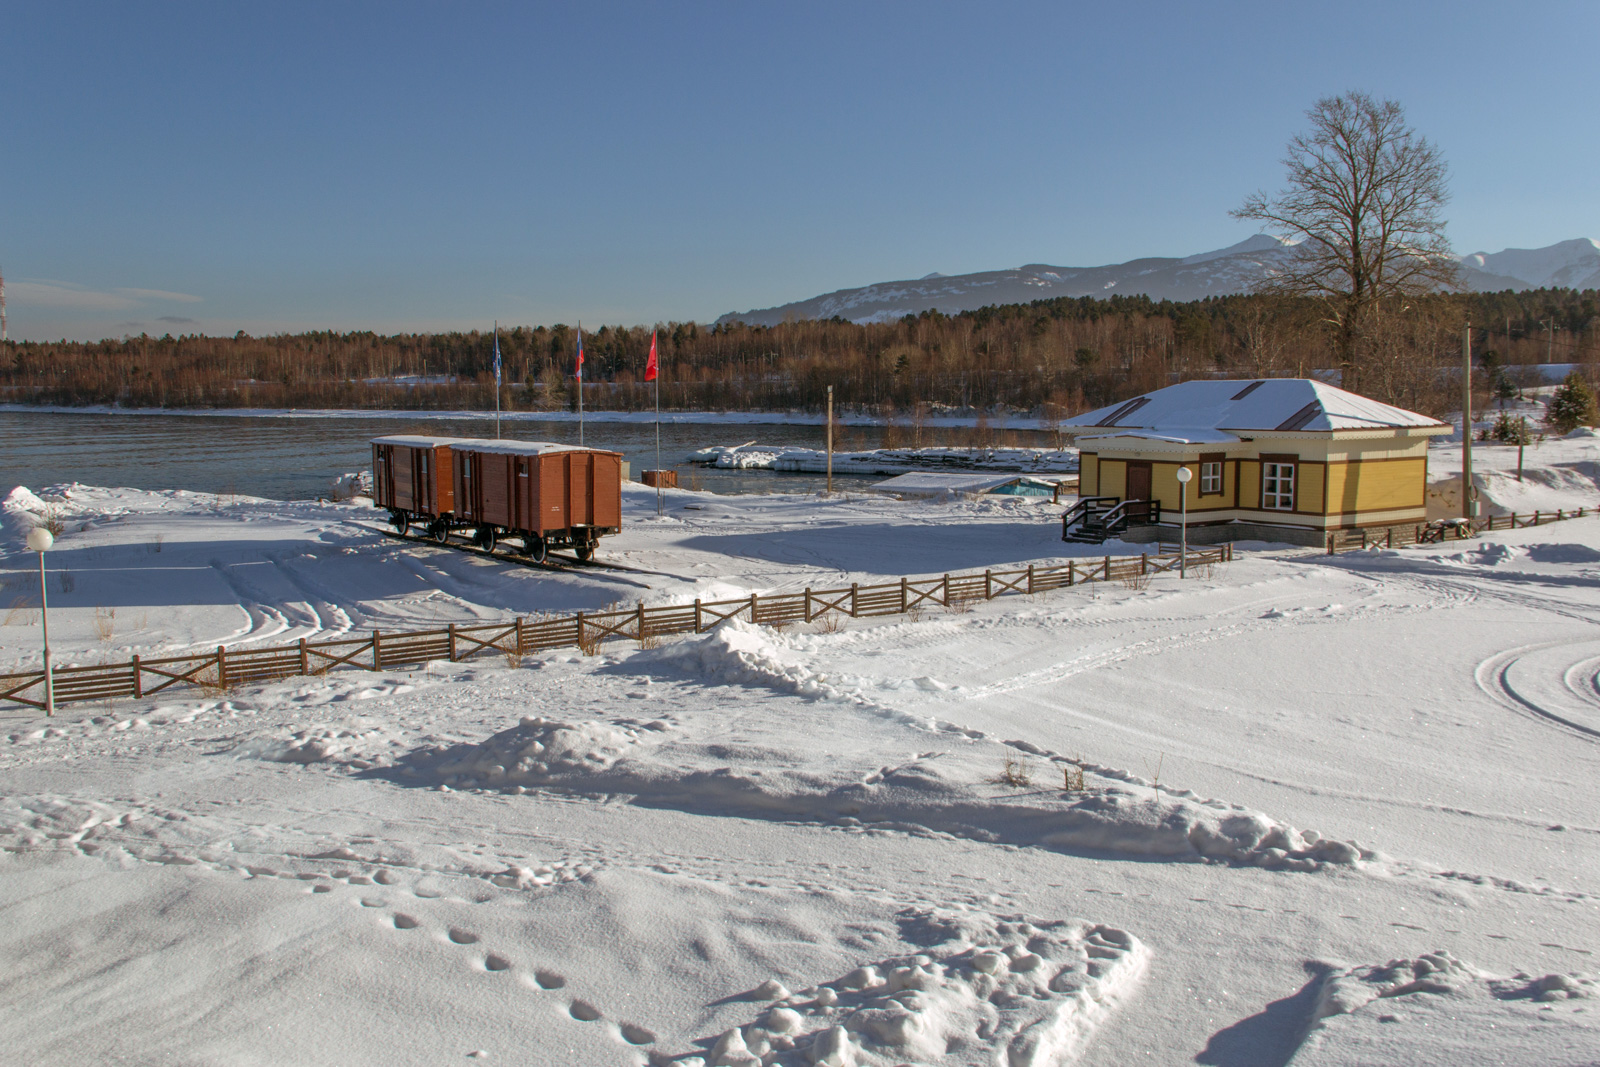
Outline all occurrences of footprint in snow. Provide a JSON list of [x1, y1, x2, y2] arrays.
[[447, 927, 480, 945], [568, 1000, 602, 1022], [393, 913, 420, 930], [535, 969, 566, 990]]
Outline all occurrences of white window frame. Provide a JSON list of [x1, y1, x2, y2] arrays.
[[1199, 460, 1222, 495], [1262, 461, 1295, 511]]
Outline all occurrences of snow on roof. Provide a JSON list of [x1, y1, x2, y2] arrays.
[[370, 434, 463, 448], [871, 472, 1059, 496], [454, 439, 622, 457], [372, 436, 622, 457], [1062, 379, 1449, 443]]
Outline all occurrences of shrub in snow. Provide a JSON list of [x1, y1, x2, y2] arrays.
[[1545, 371, 1597, 434]]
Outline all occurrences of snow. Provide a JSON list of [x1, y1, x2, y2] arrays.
[[4, 448, 1600, 1064], [1065, 379, 1451, 439]]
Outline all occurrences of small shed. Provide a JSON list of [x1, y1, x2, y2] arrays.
[[1061, 379, 1451, 544], [870, 472, 1063, 499]]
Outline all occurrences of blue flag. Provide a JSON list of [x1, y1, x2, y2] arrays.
[[492, 325, 502, 387]]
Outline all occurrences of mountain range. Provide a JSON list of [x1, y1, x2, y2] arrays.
[[718, 237, 1600, 327]]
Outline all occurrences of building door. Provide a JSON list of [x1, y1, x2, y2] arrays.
[[1125, 461, 1152, 501]]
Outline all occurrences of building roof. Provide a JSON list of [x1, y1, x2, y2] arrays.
[[1061, 379, 1449, 444], [371, 435, 462, 448], [371, 436, 622, 457]]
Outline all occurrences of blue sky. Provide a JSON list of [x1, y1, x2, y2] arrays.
[[4, 1, 1597, 341]]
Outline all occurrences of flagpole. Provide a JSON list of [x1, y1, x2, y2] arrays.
[[577, 321, 585, 447], [655, 339, 662, 516], [493, 320, 501, 440]]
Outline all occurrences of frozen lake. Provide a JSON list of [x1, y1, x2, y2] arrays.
[[0, 409, 987, 499]]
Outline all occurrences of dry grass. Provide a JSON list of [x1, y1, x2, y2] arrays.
[[38, 506, 67, 537], [1119, 570, 1152, 591], [1062, 762, 1086, 792], [93, 606, 116, 643], [4, 596, 39, 627], [56, 570, 77, 594], [636, 629, 663, 650], [813, 611, 845, 634], [991, 753, 1033, 789], [576, 627, 604, 656], [504, 648, 526, 669]]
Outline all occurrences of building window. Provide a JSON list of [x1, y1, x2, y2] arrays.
[[1262, 462, 1295, 510], [1199, 460, 1222, 495]]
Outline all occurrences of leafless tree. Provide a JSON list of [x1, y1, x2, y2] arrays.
[[1234, 92, 1459, 394]]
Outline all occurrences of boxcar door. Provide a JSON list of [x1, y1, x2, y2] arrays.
[[539, 454, 568, 532], [373, 445, 393, 509], [513, 455, 532, 532], [435, 445, 454, 515], [1125, 461, 1152, 502], [593, 455, 621, 528], [568, 453, 594, 526]]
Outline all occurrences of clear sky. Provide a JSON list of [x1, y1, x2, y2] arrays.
[[4, 1, 1597, 342]]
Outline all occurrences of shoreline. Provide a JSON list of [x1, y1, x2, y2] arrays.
[[0, 403, 1060, 432]]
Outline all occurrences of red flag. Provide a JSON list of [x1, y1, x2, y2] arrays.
[[575, 325, 584, 379], [645, 331, 658, 382]]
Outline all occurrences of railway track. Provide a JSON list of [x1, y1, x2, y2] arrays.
[[368, 524, 675, 578]]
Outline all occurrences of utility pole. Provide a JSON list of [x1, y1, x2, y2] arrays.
[[1463, 321, 1477, 520], [0, 264, 8, 342], [826, 386, 834, 495]]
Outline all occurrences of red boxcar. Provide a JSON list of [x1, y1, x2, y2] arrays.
[[451, 441, 624, 561], [372, 435, 457, 541]]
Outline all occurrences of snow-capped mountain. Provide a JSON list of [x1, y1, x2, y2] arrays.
[[718, 236, 1600, 326]]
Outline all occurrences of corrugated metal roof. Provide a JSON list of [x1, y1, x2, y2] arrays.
[[455, 440, 622, 457], [1062, 379, 1449, 438]]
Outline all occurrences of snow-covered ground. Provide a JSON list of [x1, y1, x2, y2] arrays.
[[3, 456, 1599, 1065]]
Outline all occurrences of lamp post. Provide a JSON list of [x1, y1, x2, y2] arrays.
[[1175, 466, 1192, 579], [26, 527, 54, 716]]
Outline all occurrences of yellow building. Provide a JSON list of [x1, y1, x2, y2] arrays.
[[1062, 379, 1451, 545]]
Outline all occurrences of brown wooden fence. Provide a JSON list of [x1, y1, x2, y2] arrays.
[[0, 545, 1232, 714], [1325, 506, 1595, 554]]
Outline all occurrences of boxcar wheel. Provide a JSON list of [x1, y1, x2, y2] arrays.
[[390, 510, 410, 534], [476, 526, 498, 552], [574, 542, 594, 563], [430, 521, 450, 544], [522, 534, 548, 563]]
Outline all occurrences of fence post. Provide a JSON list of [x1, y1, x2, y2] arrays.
[[299, 637, 308, 675], [695, 599, 703, 633], [448, 623, 458, 661], [1558, 509, 1565, 521], [851, 583, 859, 618], [803, 590, 811, 624], [1066, 560, 1074, 586], [985, 570, 992, 599], [1140, 553, 1147, 575], [749, 593, 758, 624], [132, 654, 142, 698], [576, 612, 585, 649], [1386, 529, 1393, 549], [900, 577, 907, 613], [516, 616, 525, 653], [1103, 555, 1110, 581], [216, 646, 227, 690], [1534, 510, 1540, 525], [942, 574, 950, 606], [372, 629, 382, 671], [1028, 563, 1036, 594], [636, 603, 645, 641]]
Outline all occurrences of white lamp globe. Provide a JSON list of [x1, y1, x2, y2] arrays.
[[1176, 467, 1193, 484], [26, 528, 54, 553]]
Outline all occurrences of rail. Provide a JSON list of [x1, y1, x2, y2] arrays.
[[1324, 506, 1594, 553], [0, 546, 1233, 713]]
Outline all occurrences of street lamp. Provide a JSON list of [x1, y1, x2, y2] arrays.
[[1174, 466, 1192, 579], [25, 527, 55, 716]]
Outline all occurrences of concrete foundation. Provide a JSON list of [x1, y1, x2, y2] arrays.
[[1120, 522, 1328, 548]]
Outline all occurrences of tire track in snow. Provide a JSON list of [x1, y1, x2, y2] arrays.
[[1475, 641, 1600, 742]]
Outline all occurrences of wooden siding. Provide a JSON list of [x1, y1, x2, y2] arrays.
[[1326, 456, 1427, 515], [1099, 458, 1126, 499], [1079, 453, 1099, 496]]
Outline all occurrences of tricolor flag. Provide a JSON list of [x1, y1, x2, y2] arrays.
[[492, 325, 502, 387], [645, 331, 658, 382], [575, 325, 584, 379]]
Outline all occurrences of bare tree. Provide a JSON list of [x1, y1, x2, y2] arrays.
[[1234, 92, 1459, 394]]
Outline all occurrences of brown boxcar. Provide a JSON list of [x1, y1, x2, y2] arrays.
[[372, 435, 458, 540], [451, 440, 623, 561]]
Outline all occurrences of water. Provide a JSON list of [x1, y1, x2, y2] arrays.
[[0, 410, 946, 500]]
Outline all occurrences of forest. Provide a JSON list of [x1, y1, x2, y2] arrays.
[[2, 288, 1595, 421]]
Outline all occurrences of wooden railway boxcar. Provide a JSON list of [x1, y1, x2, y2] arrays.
[[372, 435, 457, 539], [451, 440, 623, 561]]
